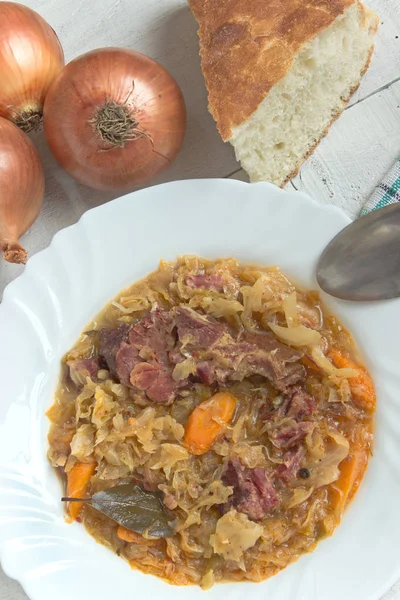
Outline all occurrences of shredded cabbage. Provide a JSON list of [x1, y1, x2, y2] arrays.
[[190, 296, 244, 318], [306, 429, 325, 461], [230, 414, 247, 444], [231, 443, 267, 469], [269, 322, 322, 347], [240, 277, 266, 329], [196, 480, 233, 509], [112, 295, 151, 314], [75, 384, 96, 421], [150, 443, 189, 477], [211, 509, 263, 564], [305, 431, 350, 488], [70, 424, 95, 461], [92, 387, 120, 428], [311, 347, 359, 378], [283, 292, 299, 328], [287, 486, 314, 508], [172, 358, 197, 381]]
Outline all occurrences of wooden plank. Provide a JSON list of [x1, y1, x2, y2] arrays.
[[291, 79, 400, 218], [0, 569, 25, 600], [383, 582, 400, 600], [350, 0, 400, 107], [228, 169, 249, 182]]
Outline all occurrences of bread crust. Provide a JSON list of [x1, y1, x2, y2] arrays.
[[188, 0, 376, 141]]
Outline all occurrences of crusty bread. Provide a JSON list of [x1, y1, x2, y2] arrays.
[[189, 0, 379, 187]]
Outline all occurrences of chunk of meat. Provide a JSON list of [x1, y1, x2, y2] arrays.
[[169, 347, 184, 365], [286, 387, 315, 420], [196, 361, 213, 385], [115, 342, 140, 386], [128, 309, 176, 366], [186, 273, 224, 291], [275, 447, 306, 483], [235, 332, 305, 390], [146, 374, 177, 403], [211, 509, 263, 563], [129, 311, 181, 403], [235, 348, 305, 391], [222, 458, 278, 520], [212, 341, 254, 370], [98, 324, 130, 375], [67, 358, 99, 386], [131, 364, 177, 404], [275, 363, 306, 391], [176, 316, 305, 390], [99, 311, 183, 404], [175, 306, 228, 349], [100, 307, 306, 404], [243, 331, 301, 356], [130, 362, 161, 389], [266, 387, 315, 423], [269, 420, 315, 450], [128, 310, 186, 403]]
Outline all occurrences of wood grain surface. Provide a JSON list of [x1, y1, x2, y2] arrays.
[[0, 0, 399, 597]]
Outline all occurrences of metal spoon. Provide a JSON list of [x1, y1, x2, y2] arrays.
[[317, 203, 400, 301]]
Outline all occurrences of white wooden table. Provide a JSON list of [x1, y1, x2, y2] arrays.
[[1, 0, 399, 598]]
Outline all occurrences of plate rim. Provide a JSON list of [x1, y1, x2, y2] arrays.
[[1, 178, 398, 600], [2, 179, 350, 307]]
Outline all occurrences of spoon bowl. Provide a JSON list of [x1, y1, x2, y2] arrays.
[[317, 203, 400, 301]]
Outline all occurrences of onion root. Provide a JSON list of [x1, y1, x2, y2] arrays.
[[13, 108, 43, 133], [2, 242, 28, 265], [90, 98, 151, 149]]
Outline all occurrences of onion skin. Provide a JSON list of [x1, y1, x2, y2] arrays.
[[0, 117, 45, 264], [43, 48, 187, 191], [0, 2, 64, 132]]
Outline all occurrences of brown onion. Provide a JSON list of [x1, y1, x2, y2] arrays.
[[0, 117, 45, 264], [43, 48, 187, 191], [0, 2, 64, 132]]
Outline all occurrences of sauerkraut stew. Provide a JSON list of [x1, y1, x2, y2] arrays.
[[47, 257, 375, 587]]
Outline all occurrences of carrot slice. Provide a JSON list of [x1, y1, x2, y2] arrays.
[[183, 392, 237, 456], [330, 450, 369, 518], [66, 461, 96, 521], [117, 526, 144, 543], [328, 348, 376, 411], [117, 526, 158, 545]]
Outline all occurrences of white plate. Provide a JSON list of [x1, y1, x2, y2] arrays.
[[0, 179, 399, 600]]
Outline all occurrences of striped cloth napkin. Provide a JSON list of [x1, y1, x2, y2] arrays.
[[360, 157, 400, 216]]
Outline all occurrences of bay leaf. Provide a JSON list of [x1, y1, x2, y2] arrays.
[[63, 483, 174, 538]]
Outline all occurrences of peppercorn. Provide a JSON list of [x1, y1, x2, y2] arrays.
[[298, 468, 310, 479]]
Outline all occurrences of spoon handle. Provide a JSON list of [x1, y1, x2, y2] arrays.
[[360, 156, 400, 217]]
